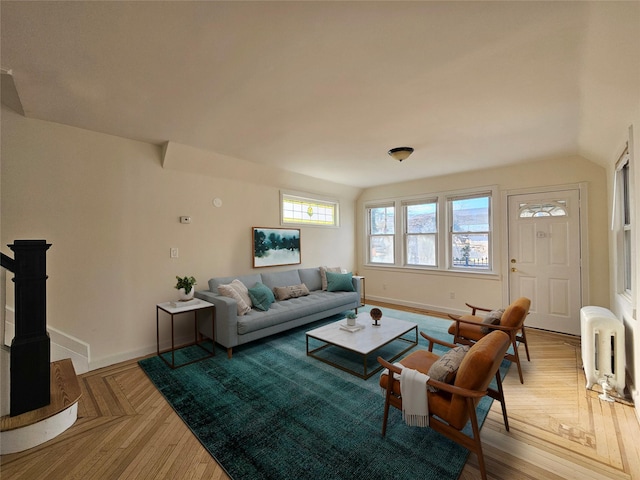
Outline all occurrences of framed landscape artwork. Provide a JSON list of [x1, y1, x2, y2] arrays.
[[252, 227, 301, 268]]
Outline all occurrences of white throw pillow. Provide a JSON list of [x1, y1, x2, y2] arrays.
[[218, 279, 252, 316]]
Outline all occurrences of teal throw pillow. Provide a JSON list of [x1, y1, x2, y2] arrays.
[[248, 282, 276, 311], [326, 271, 355, 292]]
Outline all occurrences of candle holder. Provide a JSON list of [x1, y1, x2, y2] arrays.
[[370, 308, 383, 326]]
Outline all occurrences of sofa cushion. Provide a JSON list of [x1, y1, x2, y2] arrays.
[[209, 274, 261, 293], [261, 270, 303, 291], [326, 271, 355, 292], [218, 279, 252, 316], [427, 345, 470, 392], [320, 266, 342, 290], [236, 290, 358, 335], [480, 308, 504, 334], [298, 268, 322, 291], [274, 283, 310, 301], [248, 282, 276, 311]]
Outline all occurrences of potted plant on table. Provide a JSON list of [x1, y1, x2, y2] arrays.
[[175, 275, 197, 301], [346, 311, 358, 327]]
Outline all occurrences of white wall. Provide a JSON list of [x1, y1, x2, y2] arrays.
[[578, 1, 640, 418], [608, 126, 640, 418], [1, 108, 361, 369], [356, 155, 609, 314]]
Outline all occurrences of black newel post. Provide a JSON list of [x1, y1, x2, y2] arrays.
[[9, 239, 52, 416]]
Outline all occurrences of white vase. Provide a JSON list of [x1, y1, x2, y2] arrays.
[[178, 287, 194, 301]]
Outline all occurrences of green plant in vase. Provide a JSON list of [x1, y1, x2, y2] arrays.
[[346, 311, 358, 326], [175, 276, 197, 300]]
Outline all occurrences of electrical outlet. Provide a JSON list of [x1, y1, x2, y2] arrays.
[[170, 248, 178, 258]]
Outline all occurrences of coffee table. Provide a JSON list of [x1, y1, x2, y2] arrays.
[[305, 313, 418, 379]]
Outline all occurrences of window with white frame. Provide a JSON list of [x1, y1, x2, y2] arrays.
[[367, 204, 395, 264], [365, 188, 495, 273], [281, 192, 339, 226], [615, 148, 633, 295], [404, 200, 437, 267], [449, 194, 491, 270]]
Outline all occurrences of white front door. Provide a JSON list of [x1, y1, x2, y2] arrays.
[[507, 190, 582, 335]]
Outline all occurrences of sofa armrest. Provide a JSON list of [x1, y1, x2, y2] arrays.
[[194, 290, 238, 348], [351, 276, 362, 301]]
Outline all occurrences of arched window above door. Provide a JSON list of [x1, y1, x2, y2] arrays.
[[518, 200, 568, 218]]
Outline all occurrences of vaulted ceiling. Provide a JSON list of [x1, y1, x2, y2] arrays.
[[1, 1, 638, 187]]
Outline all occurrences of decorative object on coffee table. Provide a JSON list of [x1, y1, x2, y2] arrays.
[[370, 308, 383, 326], [345, 311, 357, 326], [306, 313, 417, 379], [175, 275, 197, 300]]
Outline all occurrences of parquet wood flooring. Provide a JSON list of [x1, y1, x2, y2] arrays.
[[1, 302, 638, 479]]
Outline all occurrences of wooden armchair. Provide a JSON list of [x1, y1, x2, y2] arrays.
[[448, 297, 531, 383], [378, 330, 510, 480]]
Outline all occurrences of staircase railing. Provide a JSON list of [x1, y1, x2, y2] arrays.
[[1, 240, 52, 416]]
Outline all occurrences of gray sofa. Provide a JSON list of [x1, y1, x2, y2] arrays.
[[195, 267, 361, 358]]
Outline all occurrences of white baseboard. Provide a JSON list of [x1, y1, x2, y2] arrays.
[[366, 294, 467, 317], [4, 304, 200, 372], [89, 334, 195, 371], [4, 307, 90, 374]]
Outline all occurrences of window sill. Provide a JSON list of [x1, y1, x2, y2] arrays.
[[363, 264, 500, 280]]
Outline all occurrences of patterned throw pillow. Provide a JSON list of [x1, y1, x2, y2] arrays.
[[480, 308, 504, 334], [426, 345, 470, 392], [273, 283, 310, 301], [218, 279, 252, 316], [326, 271, 355, 292], [320, 266, 342, 290]]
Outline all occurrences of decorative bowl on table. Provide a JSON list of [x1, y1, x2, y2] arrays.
[[370, 308, 383, 326]]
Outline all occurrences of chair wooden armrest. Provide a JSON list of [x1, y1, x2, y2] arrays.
[[378, 356, 487, 399], [420, 331, 458, 352], [448, 314, 520, 332], [378, 354, 488, 398], [426, 378, 488, 399], [377, 356, 403, 376], [465, 303, 492, 315]]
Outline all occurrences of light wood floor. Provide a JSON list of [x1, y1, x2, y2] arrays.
[[2, 303, 639, 480]]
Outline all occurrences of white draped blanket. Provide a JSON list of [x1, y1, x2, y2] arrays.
[[380, 363, 430, 428], [400, 367, 430, 427]]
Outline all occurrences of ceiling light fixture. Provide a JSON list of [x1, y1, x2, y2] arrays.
[[388, 147, 414, 162]]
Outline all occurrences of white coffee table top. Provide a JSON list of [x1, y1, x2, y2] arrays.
[[306, 313, 417, 355]]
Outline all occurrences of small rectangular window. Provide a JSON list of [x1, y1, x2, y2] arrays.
[[281, 193, 338, 227], [449, 194, 491, 270], [620, 159, 632, 293], [368, 205, 395, 264], [404, 200, 437, 266]]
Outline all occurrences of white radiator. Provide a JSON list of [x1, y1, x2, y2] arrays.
[[580, 306, 625, 396]]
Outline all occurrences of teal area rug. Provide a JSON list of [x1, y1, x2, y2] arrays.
[[139, 306, 509, 480]]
